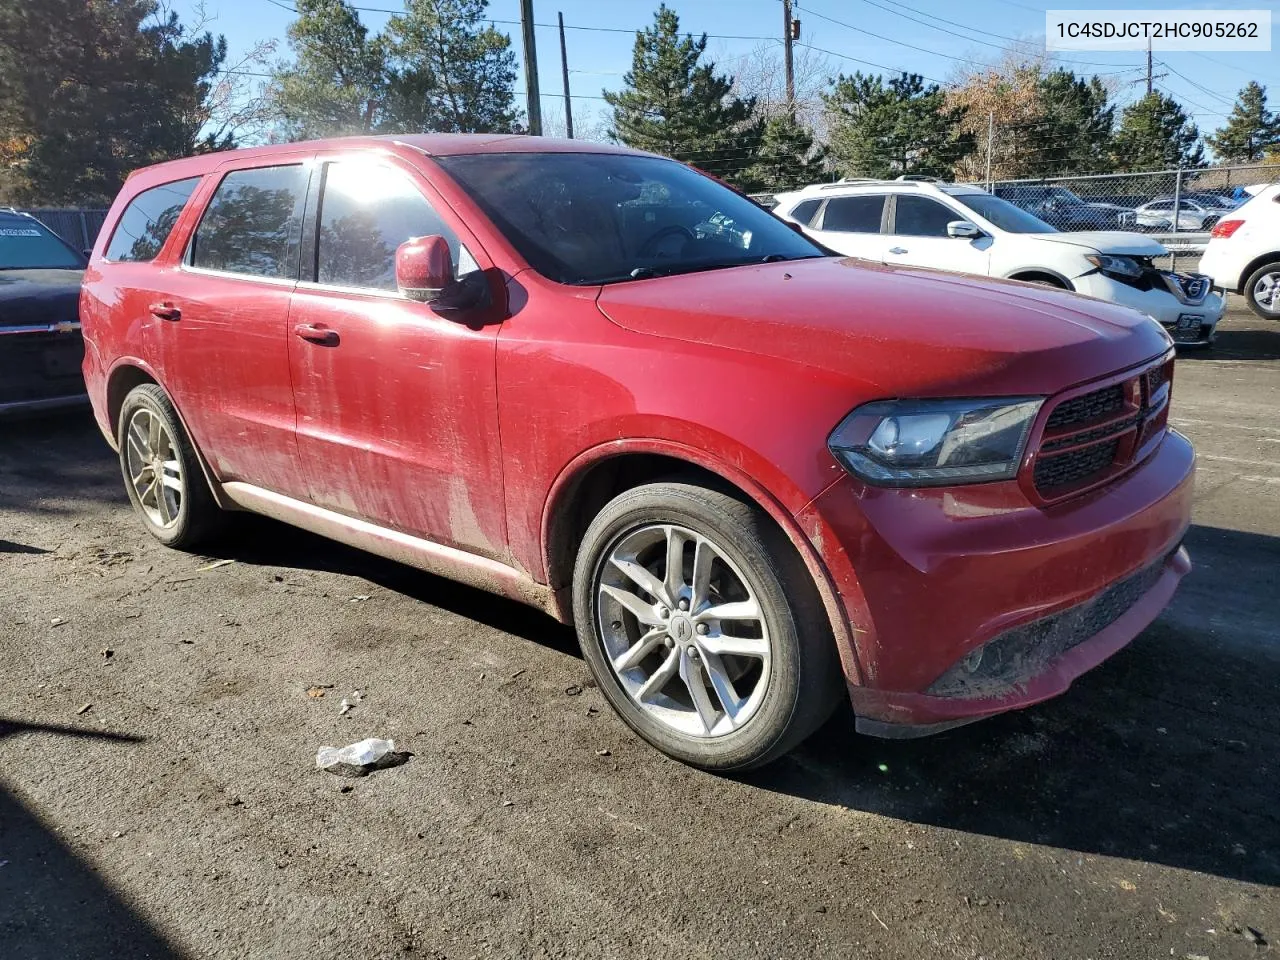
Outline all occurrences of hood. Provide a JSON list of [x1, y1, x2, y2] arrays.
[[596, 258, 1170, 398], [1021, 231, 1168, 257], [0, 268, 84, 330]]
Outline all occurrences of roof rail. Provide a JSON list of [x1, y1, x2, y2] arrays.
[[895, 174, 943, 183]]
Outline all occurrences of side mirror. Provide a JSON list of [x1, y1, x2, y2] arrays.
[[396, 235, 453, 303], [946, 220, 980, 239]]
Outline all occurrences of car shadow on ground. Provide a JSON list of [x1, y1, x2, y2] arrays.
[[217, 510, 1280, 887], [745, 523, 1280, 888], [0, 722, 183, 959], [1180, 323, 1280, 361], [0, 410, 123, 517]]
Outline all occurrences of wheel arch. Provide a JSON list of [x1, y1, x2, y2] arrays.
[[1005, 268, 1073, 290], [1238, 251, 1280, 294], [105, 360, 233, 510], [540, 440, 864, 683]]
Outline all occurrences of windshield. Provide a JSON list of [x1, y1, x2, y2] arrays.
[[949, 193, 1059, 234], [0, 219, 85, 269], [435, 152, 824, 285]]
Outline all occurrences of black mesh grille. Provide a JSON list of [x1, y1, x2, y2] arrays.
[[1041, 414, 1141, 452], [1034, 440, 1119, 492], [927, 555, 1170, 698], [1045, 384, 1125, 430]]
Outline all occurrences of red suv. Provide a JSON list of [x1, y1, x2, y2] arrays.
[[81, 136, 1194, 770]]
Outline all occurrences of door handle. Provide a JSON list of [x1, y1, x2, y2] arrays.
[[149, 302, 181, 321], [888, 247, 908, 255], [294, 322, 340, 346]]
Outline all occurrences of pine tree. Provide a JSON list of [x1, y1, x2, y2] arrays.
[[1112, 92, 1203, 171], [270, 0, 389, 138], [824, 72, 972, 179], [1206, 82, 1280, 163], [385, 0, 520, 134], [0, 0, 229, 204], [1035, 70, 1115, 175], [738, 114, 826, 192], [604, 4, 761, 185]]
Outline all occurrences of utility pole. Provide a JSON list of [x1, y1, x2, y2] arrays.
[[558, 11, 573, 139], [520, 0, 542, 136], [1146, 36, 1152, 96], [985, 111, 994, 190], [782, 0, 795, 113]]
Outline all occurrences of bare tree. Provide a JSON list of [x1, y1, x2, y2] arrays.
[[725, 42, 834, 138]]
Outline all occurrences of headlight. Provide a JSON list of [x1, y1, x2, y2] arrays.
[[828, 398, 1043, 486], [1086, 253, 1143, 279]]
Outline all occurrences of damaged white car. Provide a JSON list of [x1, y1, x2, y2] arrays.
[[774, 178, 1225, 347]]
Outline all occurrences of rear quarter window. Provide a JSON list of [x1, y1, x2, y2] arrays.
[[104, 177, 202, 262], [787, 198, 822, 226]]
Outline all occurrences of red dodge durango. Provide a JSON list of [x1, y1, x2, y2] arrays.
[[80, 135, 1194, 770]]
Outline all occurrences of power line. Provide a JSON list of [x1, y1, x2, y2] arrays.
[[1158, 60, 1237, 108], [792, 41, 948, 85], [835, 0, 1140, 72], [799, 3, 1140, 78]]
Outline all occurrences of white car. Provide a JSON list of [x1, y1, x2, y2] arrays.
[[1199, 183, 1280, 320], [773, 178, 1225, 346], [1131, 199, 1223, 232]]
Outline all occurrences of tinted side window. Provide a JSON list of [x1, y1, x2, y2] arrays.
[[788, 198, 822, 226], [821, 195, 885, 233], [894, 196, 959, 237], [315, 162, 472, 291], [190, 165, 307, 279], [105, 177, 202, 262], [1147, 201, 1172, 211]]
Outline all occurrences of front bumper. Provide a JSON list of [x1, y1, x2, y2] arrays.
[[1074, 274, 1225, 345], [0, 325, 87, 416], [797, 429, 1195, 735]]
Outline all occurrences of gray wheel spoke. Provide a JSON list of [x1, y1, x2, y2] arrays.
[[139, 477, 158, 507], [663, 525, 691, 603], [679, 650, 719, 734], [636, 649, 679, 701], [600, 583, 663, 626], [128, 421, 150, 460], [612, 627, 666, 672], [697, 632, 769, 659], [146, 411, 160, 451], [694, 599, 761, 623], [160, 460, 183, 491], [690, 537, 715, 612], [156, 485, 173, 524], [700, 652, 745, 726], [609, 554, 668, 606]]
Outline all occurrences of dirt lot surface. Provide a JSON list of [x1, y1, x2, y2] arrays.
[[2, 305, 1278, 960]]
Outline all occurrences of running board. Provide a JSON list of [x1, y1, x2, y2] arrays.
[[220, 482, 557, 617]]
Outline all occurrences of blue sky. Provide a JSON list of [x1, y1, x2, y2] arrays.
[[177, 0, 1280, 138]]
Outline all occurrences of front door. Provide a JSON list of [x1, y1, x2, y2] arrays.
[[884, 194, 992, 277], [153, 157, 312, 498], [286, 156, 508, 560]]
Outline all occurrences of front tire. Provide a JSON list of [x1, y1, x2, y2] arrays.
[[571, 481, 841, 771], [1244, 261, 1280, 320], [117, 384, 220, 549]]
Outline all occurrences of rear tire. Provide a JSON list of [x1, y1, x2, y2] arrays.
[[1243, 261, 1280, 320], [571, 481, 842, 771], [117, 384, 220, 550]]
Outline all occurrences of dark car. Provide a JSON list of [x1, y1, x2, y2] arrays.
[[0, 209, 88, 414], [994, 185, 1123, 231]]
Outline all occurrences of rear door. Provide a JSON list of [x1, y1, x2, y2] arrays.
[[805, 194, 889, 260], [884, 194, 992, 277], [150, 155, 312, 498], [285, 153, 508, 558]]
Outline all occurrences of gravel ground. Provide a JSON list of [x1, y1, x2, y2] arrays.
[[2, 305, 1278, 960]]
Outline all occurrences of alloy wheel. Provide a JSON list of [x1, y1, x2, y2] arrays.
[[124, 407, 184, 528], [1254, 270, 1280, 313], [594, 523, 772, 738]]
